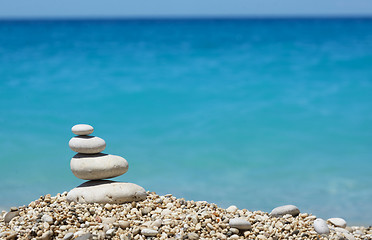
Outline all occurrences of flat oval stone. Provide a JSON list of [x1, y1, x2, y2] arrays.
[[327, 217, 347, 228], [67, 180, 147, 204], [71, 124, 94, 136], [229, 218, 251, 230], [270, 205, 300, 217], [4, 211, 19, 224], [70, 153, 128, 180], [141, 229, 158, 237], [314, 218, 330, 235], [226, 205, 238, 213], [69, 136, 106, 154]]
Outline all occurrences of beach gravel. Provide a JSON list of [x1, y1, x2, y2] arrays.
[[0, 192, 371, 240]]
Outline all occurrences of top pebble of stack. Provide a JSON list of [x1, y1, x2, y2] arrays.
[[69, 124, 106, 154], [72, 124, 94, 136]]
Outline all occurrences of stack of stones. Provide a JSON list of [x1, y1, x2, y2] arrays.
[[66, 124, 146, 204]]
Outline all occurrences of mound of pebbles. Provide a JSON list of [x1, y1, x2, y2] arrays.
[[1, 192, 371, 240]]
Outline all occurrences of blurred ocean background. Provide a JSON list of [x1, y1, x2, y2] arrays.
[[0, 18, 371, 225]]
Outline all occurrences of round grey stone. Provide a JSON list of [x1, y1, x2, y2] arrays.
[[229, 218, 251, 230], [69, 136, 106, 154], [67, 180, 147, 204], [314, 218, 330, 235], [70, 153, 128, 180], [270, 205, 300, 217], [72, 124, 94, 136]]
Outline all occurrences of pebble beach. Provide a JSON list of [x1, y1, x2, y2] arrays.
[[1, 192, 371, 240]]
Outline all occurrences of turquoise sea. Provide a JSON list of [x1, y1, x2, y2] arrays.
[[0, 18, 371, 225]]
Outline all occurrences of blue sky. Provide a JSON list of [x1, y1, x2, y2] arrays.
[[0, 0, 372, 18]]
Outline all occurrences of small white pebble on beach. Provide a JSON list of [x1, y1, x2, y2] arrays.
[[328, 217, 347, 228], [314, 218, 330, 235], [141, 228, 158, 237], [41, 214, 53, 224], [226, 205, 238, 213]]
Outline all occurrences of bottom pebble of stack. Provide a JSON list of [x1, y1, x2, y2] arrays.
[[67, 180, 147, 204]]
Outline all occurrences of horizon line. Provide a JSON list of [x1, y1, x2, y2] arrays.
[[1, 15, 372, 21]]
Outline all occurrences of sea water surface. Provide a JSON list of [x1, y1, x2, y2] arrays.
[[0, 18, 371, 225]]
